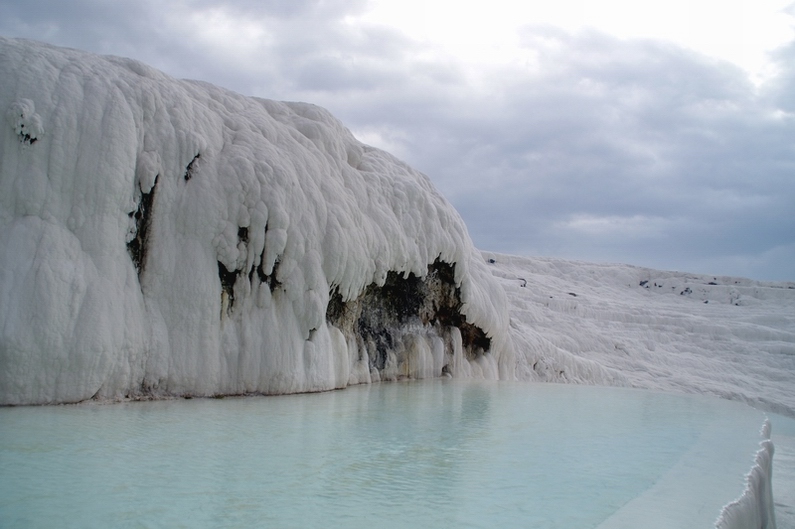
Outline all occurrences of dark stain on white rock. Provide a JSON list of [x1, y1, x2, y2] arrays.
[[327, 259, 491, 378]]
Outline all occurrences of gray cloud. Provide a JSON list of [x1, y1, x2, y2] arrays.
[[1, 1, 793, 280], [186, 0, 368, 18], [311, 29, 795, 279]]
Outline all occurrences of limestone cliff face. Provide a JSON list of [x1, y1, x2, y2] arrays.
[[0, 37, 514, 404]]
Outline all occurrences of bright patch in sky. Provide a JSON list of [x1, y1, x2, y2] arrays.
[[555, 214, 673, 239], [362, 0, 794, 83]]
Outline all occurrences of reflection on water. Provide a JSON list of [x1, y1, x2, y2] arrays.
[[0, 381, 765, 529]]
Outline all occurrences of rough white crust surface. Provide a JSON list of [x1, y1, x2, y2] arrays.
[[0, 37, 513, 405]]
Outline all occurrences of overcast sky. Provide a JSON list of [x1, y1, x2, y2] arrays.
[[2, 0, 794, 280]]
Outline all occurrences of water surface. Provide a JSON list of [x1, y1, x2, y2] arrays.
[[0, 381, 766, 528]]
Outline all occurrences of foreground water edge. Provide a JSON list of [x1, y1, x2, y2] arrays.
[[0, 380, 773, 529]]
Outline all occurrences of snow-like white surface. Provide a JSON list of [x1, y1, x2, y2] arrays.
[[770, 415, 795, 529], [487, 253, 795, 419], [714, 421, 776, 529], [0, 37, 512, 405]]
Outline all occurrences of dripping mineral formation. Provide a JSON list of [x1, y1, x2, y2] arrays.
[[0, 37, 514, 405]]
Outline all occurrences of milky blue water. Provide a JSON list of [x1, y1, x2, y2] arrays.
[[0, 381, 766, 529]]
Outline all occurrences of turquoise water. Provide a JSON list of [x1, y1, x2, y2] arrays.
[[0, 381, 766, 529]]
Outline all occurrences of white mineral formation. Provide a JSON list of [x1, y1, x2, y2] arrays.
[[0, 37, 514, 405], [1, 37, 790, 528], [487, 254, 795, 418]]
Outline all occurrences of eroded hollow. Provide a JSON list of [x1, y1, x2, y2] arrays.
[[184, 153, 200, 181], [127, 175, 158, 276], [326, 259, 491, 377], [218, 225, 281, 316]]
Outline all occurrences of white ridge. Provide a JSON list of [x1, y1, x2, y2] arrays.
[[0, 37, 513, 405]]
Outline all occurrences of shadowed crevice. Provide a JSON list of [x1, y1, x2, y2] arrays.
[[127, 174, 158, 277], [326, 259, 491, 374]]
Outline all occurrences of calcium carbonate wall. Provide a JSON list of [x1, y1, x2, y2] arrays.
[[0, 37, 514, 405]]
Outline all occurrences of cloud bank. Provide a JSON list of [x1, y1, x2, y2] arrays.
[[2, 0, 793, 280]]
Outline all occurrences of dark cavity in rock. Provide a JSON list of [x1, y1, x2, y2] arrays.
[[220, 226, 283, 316], [218, 261, 237, 311], [237, 226, 249, 244], [127, 174, 158, 277], [14, 121, 37, 145], [184, 153, 200, 181], [252, 256, 281, 293], [326, 259, 491, 375]]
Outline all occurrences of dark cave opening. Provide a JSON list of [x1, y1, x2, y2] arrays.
[[326, 259, 491, 374]]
